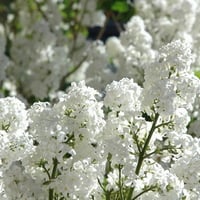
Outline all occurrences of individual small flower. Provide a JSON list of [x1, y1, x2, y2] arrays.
[[106, 169, 121, 191]]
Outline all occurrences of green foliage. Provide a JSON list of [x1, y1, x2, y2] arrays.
[[194, 70, 200, 79], [111, 1, 129, 13], [97, 0, 136, 22]]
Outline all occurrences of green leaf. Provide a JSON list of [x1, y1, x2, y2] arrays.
[[97, 0, 115, 10], [195, 71, 200, 79], [111, 1, 129, 13]]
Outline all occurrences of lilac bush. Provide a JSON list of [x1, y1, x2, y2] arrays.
[[0, 0, 200, 199]]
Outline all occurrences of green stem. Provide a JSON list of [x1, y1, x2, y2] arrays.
[[132, 186, 156, 200], [135, 113, 159, 175], [132, 129, 142, 153], [118, 165, 124, 200], [126, 113, 159, 200], [105, 191, 111, 200], [155, 120, 172, 129], [59, 55, 87, 90], [144, 145, 178, 159], [49, 188, 54, 200], [126, 187, 134, 200], [42, 164, 51, 179], [49, 158, 58, 200], [51, 158, 58, 178]]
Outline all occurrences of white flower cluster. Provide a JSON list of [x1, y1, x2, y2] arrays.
[[76, 0, 106, 27], [85, 0, 200, 91], [86, 16, 156, 89], [134, 0, 200, 69], [1, 0, 200, 199], [10, 20, 69, 99], [0, 40, 200, 199], [1, 0, 200, 100], [0, 97, 34, 168], [143, 40, 199, 117], [3, 0, 104, 99]]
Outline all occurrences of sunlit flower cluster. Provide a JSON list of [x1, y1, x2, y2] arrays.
[[1, 0, 200, 199]]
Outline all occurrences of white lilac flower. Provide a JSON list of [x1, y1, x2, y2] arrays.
[[27, 81, 106, 198], [106, 169, 121, 191], [0, 97, 34, 169], [78, 0, 105, 27], [133, 159, 185, 199], [104, 78, 143, 116], [170, 136, 200, 196], [0, 97, 28, 133], [86, 16, 156, 89], [142, 40, 200, 117], [112, 16, 156, 85], [10, 20, 69, 99], [28, 102, 64, 164], [50, 160, 103, 199], [2, 161, 46, 200], [86, 41, 117, 90], [106, 37, 125, 59], [135, 0, 197, 47], [54, 81, 105, 141]]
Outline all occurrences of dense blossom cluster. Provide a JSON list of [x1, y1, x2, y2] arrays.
[[134, 0, 200, 68], [1, 0, 200, 199]]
